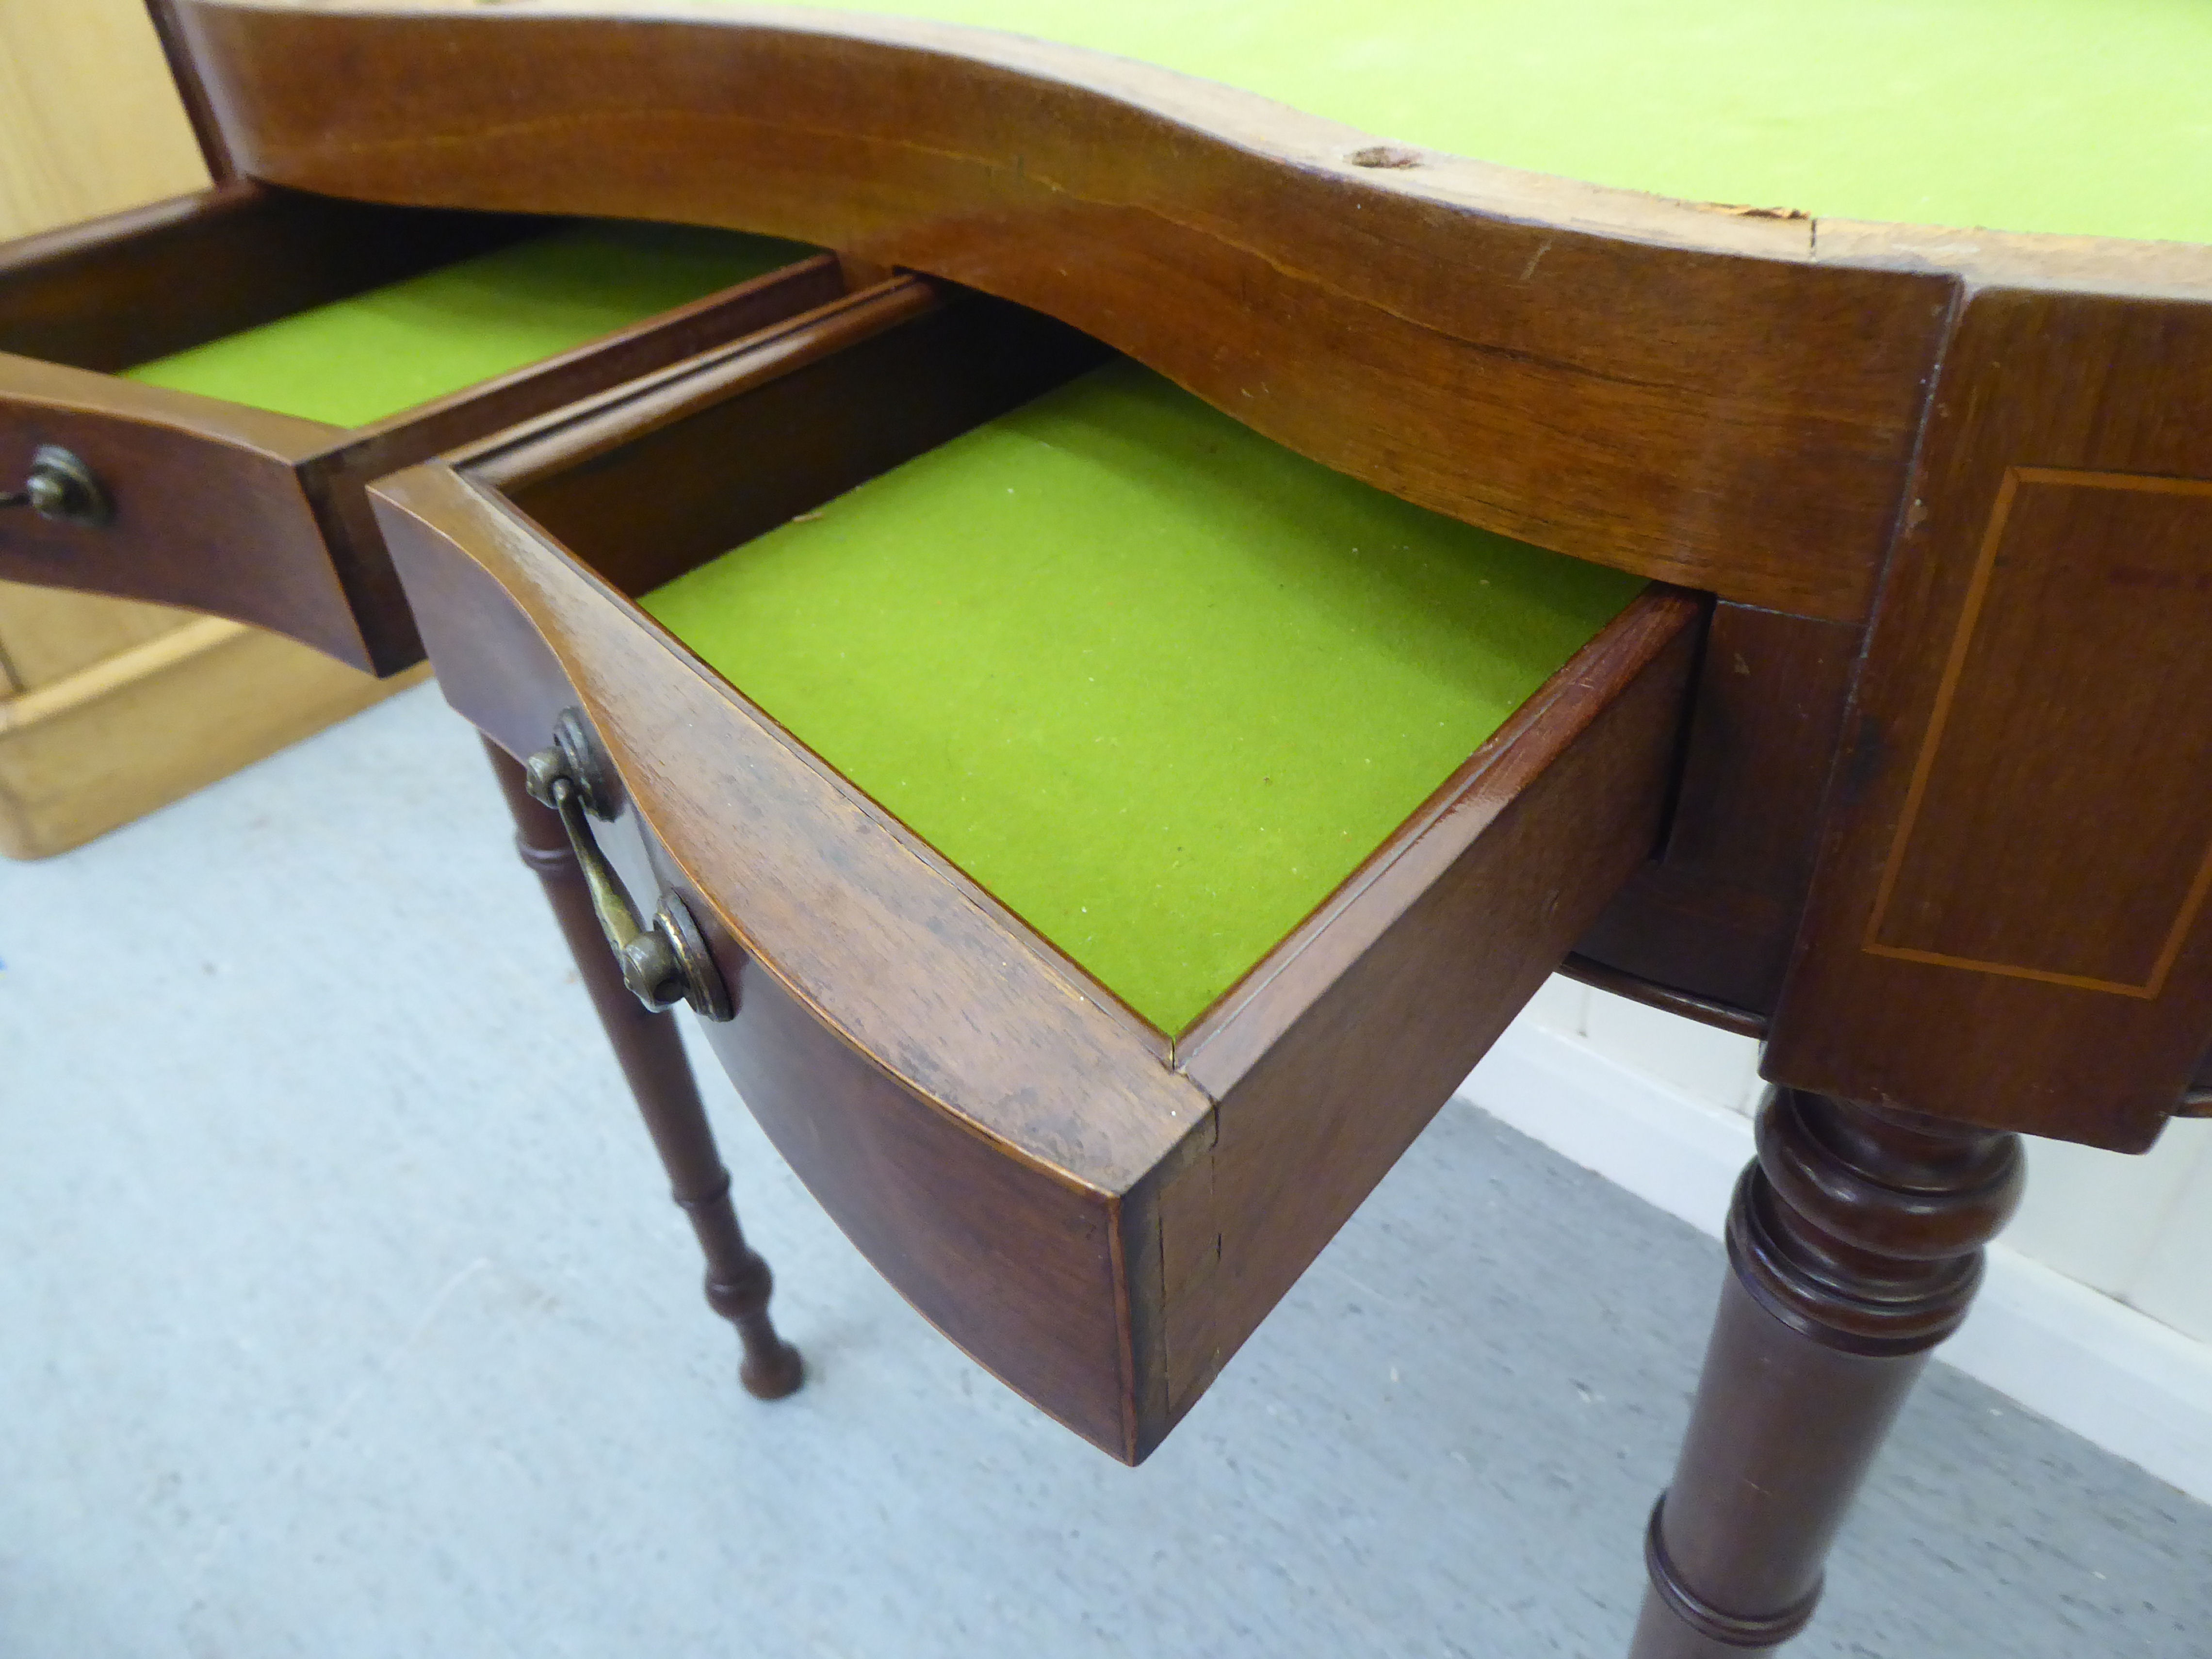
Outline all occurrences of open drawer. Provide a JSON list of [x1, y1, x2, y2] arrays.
[[0, 180, 844, 673], [368, 276, 1702, 1463]]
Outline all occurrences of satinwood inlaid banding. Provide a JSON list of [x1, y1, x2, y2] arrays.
[[1865, 469, 2212, 996]]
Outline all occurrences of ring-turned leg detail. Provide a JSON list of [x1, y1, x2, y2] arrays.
[[485, 738, 803, 1400], [1627, 1086, 2023, 1657]]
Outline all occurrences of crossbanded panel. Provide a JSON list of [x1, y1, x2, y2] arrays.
[[1867, 469, 2212, 995]]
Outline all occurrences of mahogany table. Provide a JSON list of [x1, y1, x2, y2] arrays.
[[7, 4, 2211, 1654]]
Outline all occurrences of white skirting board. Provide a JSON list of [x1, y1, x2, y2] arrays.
[[1459, 1021, 2212, 1508]]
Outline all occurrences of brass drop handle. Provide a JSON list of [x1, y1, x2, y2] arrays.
[[523, 708, 733, 1021], [0, 445, 112, 526]]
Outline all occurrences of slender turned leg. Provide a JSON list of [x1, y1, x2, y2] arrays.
[[484, 738, 804, 1400], [1628, 1086, 2023, 1656]]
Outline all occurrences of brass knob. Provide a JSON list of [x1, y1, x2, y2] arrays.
[[0, 445, 112, 527]]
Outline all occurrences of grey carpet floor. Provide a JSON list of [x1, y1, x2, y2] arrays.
[[2, 683, 2207, 1659]]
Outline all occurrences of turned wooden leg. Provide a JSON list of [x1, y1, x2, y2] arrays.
[[485, 738, 803, 1400], [1628, 1085, 2023, 1656]]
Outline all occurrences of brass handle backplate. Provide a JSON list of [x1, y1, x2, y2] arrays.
[[0, 445, 112, 527], [524, 708, 733, 1021]]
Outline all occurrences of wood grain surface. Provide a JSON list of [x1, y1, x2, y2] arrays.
[[0, 182, 531, 374], [173, 0, 1968, 621], [0, 3, 439, 856], [154, 1, 2212, 1133], [81, 11, 2212, 1650], [1172, 589, 1699, 1412], [1769, 287, 2212, 1151], [0, 0, 222, 699], [374, 457, 1214, 1459], [0, 349, 368, 661], [366, 285, 1701, 1452], [0, 0, 210, 243]]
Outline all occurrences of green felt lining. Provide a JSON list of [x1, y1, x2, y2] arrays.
[[762, 0, 2212, 246], [123, 221, 812, 427], [643, 361, 1644, 1035]]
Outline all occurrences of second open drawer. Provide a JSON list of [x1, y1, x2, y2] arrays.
[[0, 180, 845, 673], [369, 276, 1702, 1463]]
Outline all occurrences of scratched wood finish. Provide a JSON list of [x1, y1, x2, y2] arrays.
[[171, 0, 1968, 622], [0, 182, 843, 670], [365, 283, 1699, 1455], [1769, 286, 2212, 1153]]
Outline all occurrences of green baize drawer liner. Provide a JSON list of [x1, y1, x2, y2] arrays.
[[109, 212, 1641, 1033], [646, 360, 1646, 1036], [122, 221, 810, 426]]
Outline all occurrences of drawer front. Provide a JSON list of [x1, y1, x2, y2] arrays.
[[0, 182, 539, 670], [0, 352, 372, 664], [376, 458, 1181, 1463]]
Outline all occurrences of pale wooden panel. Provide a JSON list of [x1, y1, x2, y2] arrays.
[[0, 618, 425, 858], [0, 0, 213, 688], [0, 580, 196, 688], [0, 0, 211, 240]]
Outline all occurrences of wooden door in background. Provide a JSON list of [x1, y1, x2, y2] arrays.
[[0, 0, 210, 235], [0, 0, 415, 857], [0, 0, 212, 696]]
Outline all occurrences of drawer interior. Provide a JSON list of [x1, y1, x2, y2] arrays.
[[394, 283, 1697, 1455], [642, 358, 1644, 1033], [120, 220, 809, 428], [0, 184, 836, 677], [488, 290, 1648, 1037], [2, 187, 527, 373]]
